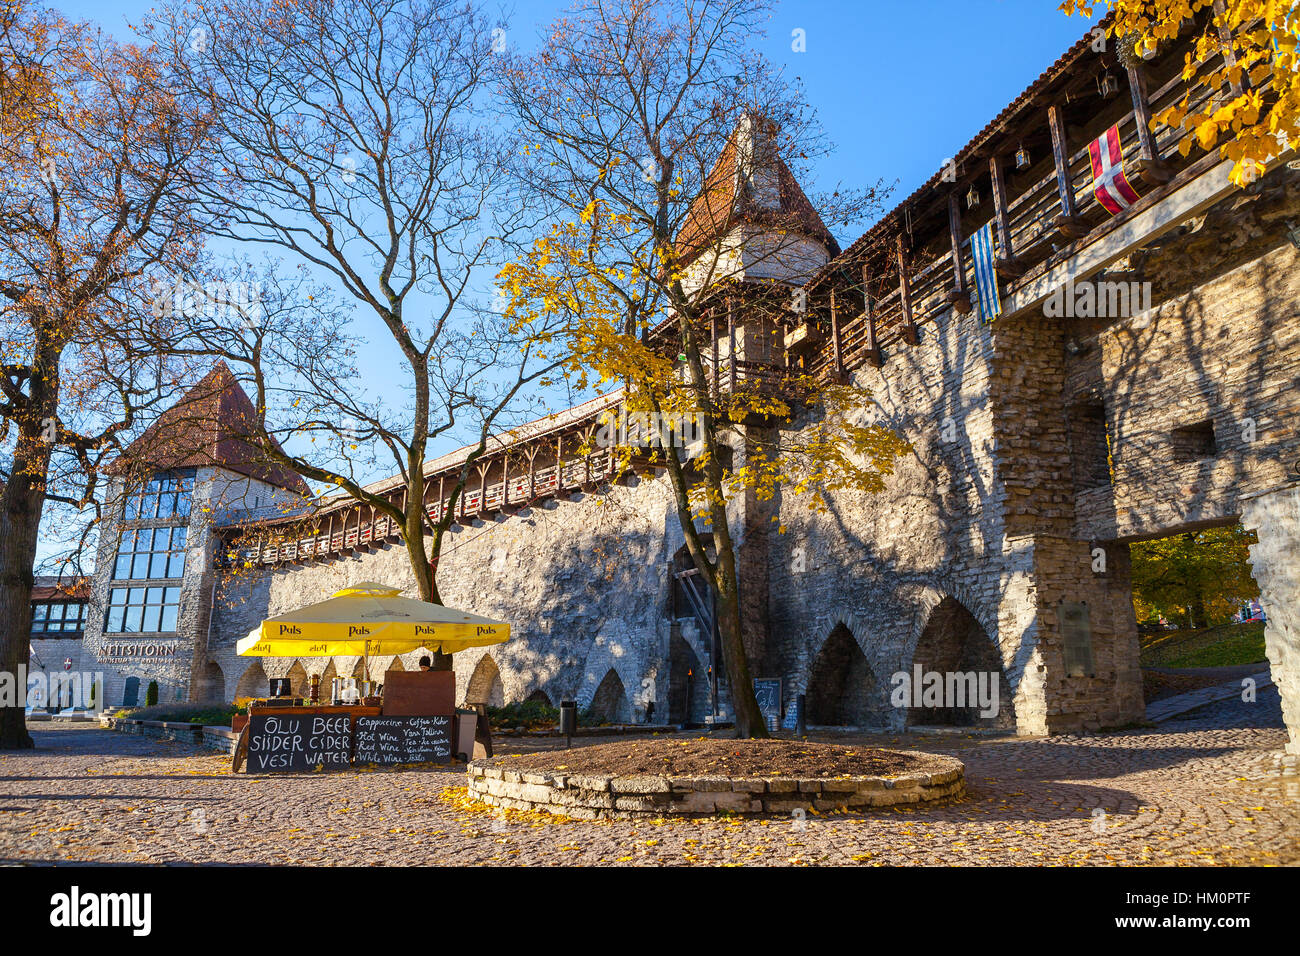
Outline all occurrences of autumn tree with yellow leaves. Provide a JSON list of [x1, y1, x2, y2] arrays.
[[499, 0, 908, 737], [1064, 0, 1298, 185], [0, 1, 212, 749]]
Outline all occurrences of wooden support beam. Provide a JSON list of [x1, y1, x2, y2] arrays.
[[989, 153, 1026, 278], [1048, 103, 1089, 238], [945, 194, 973, 314], [1125, 63, 1173, 185], [896, 235, 921, 346], [860, 265, 884, 367], [726, 297, 737, 393], [710, 311, 719, 401], [829, 289, 846, 379], [1212, 0, 1245, 97]]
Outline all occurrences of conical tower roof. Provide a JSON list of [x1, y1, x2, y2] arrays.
[[674, 113, 839, 271], [110, 362, 310, 495]]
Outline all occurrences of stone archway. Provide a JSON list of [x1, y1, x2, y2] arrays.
[[524, 689, 553, 706], [588, 668, 631, 724], [318, 661, 338, 701], [668, 629, 705, 725], [234, 661, 268, 700], [806, 623, 878, 726], [193, 662, 225, 703], [908, 596, 1015, 729], [465, 655, 505, 707], [286, 662, 309, 699]]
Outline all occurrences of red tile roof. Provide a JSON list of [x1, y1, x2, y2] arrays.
[[31, 578, 89, 601], [675, 116, 839, 269], [110, 363, 311, 495]]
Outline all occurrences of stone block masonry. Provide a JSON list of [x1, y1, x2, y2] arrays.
[[465, 754, 966, 819]]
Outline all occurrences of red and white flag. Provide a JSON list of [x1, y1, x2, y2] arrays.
[[1088, 123, 1142, 215]]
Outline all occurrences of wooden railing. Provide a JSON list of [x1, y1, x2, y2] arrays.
[[800, 32, 1251, 383]]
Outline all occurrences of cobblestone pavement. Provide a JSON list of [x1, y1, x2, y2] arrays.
[[1, 688, 1296, 866]]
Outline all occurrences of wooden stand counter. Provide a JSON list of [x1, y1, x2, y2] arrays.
[[230, 672, 470, 772]]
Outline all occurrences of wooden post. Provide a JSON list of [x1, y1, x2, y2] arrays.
[[945, 193, 972, 314], [1212, 0, 1245, 96], [860, 264, 883, 367], [1125, 63, 1172, 185], [1048, 104, 1089, 238], [527, 446, 537, 501], [896, 235, 921, 346], [726, 296, 737, 393], [989, 153, 1025, 278], [829, 289, 846, 380], [710, 310, 719, 401]]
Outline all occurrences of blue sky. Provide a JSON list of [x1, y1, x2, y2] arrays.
[[67, 0, 1102, 239], [35, 0, 1102, 568]]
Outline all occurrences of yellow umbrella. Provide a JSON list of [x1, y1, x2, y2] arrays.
[[236, 582, 510, 659]]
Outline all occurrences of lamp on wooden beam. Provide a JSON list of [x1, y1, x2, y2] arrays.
[[965, 184, 980, 209], [1014, 143, 1031, 170], [1099, 72, 1120, 98]]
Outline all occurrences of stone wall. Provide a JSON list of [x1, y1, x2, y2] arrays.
[[1241, 482, 1300, 754], [81, 167, 1300, 745], [210, 478, 680, 719]]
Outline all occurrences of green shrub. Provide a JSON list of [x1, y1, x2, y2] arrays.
[[113, 702, 245, 724], [486, 700, 558, 729], [145, 681, 159, 706]]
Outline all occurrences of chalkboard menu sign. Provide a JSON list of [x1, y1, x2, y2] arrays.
[[354, 715, 452, 765], [782, 695, 801, 731], [246, 712, 353, 773], [753, 678, 781, 717]]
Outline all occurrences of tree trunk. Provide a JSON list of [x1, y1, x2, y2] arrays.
[[0, 428, 52, 750], [405, 494, 452, 672], [715, 568, 765, 738]]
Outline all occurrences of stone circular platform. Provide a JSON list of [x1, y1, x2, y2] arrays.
[[467, 750, 965, 819]]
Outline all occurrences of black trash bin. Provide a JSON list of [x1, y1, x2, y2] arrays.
[[559, 700, 577, 747]]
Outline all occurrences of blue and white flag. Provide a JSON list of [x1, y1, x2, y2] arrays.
[[970, 221, 1002, 324]]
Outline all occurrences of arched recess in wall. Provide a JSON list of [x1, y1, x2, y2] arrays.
[[234, 661, 269, 700], [286, 662, 309, 699], [806, 622, 878, 727], [668, 628, 705, 725], [121, 676, 140, 707], [193, 662, 226, 704], [319, 661, 338, 698], [587, 668, 632, 724], [907, 596, 1015, 729], [465, 655, 505, 707], [524, 689, 553, 707]]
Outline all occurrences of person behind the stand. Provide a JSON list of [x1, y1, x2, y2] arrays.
[[418, 656, 432, 672]]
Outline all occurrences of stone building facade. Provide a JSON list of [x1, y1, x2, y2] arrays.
[[74, 18, 1300, 750]]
